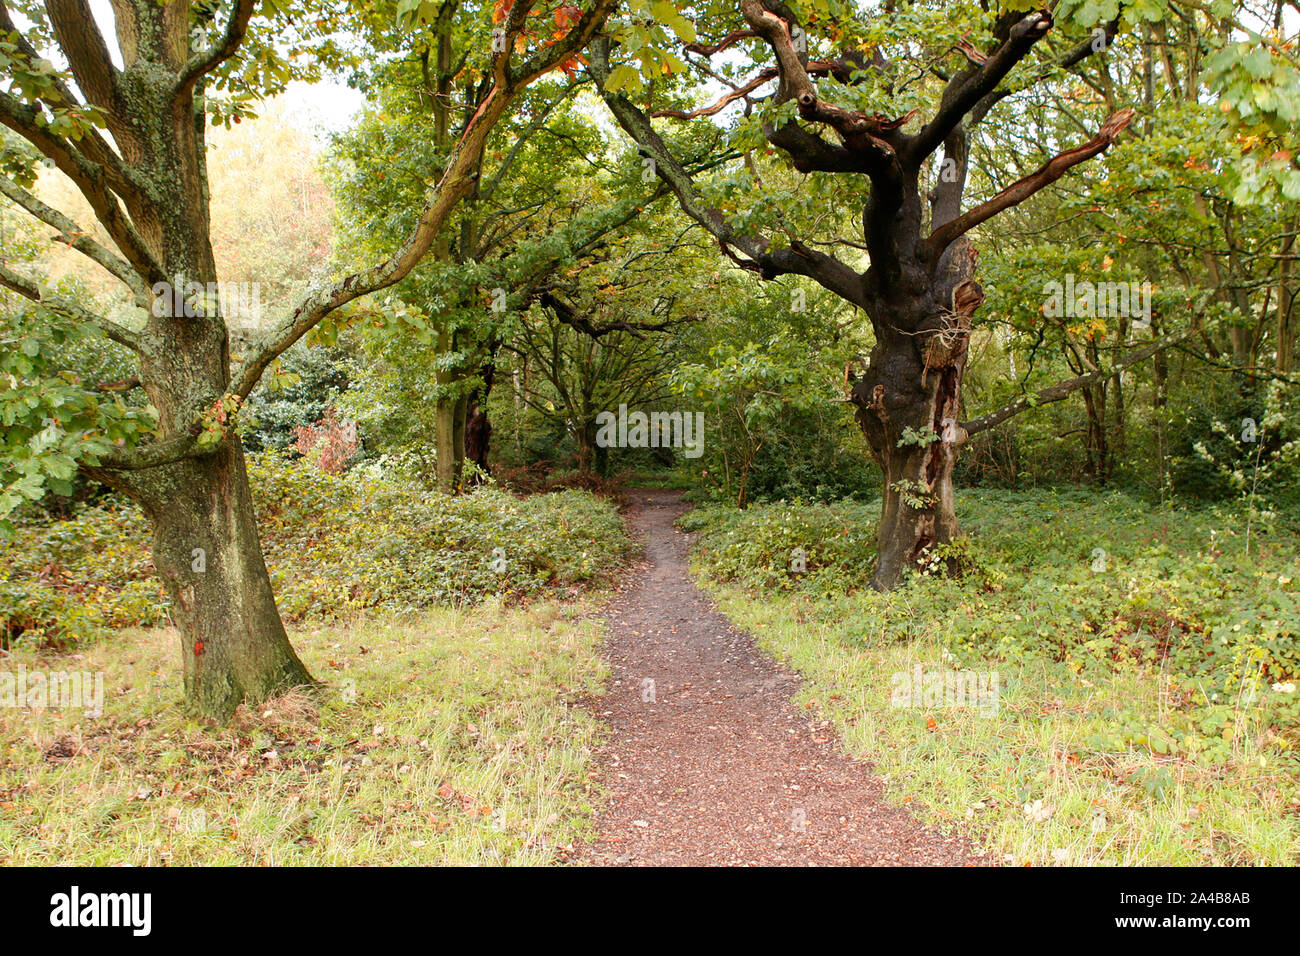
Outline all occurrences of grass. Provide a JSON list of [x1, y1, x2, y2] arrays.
[[687, 488, 1300, 866], [0, 599, 608, 865]]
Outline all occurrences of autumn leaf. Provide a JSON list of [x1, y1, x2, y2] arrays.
[[554, 3, 581, 29]]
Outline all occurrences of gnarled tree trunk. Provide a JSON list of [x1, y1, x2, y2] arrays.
[[851, 241, 980, 589]]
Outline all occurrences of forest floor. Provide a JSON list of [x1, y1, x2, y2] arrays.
[[576, 489, 978, 865], [0, 602, 609, 865]]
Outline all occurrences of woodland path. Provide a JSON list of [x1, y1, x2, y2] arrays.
[[575, 489, 978, 866]]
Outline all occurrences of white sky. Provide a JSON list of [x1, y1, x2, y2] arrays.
[[81, 0, 364, 140]]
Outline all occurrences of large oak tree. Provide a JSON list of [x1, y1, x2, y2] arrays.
[[588, 0, 1207, 587]]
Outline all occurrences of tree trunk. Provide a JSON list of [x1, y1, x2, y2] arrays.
[[434, 328, 460, 493], [1152, 311, 1169, 494], [435, 393, 458, 493], [72, 21, 319, 721], [575, 419, 596, 474], [452, 394, 468, 485], [860, 377, 962, 589], [465, 402, 491, 473], [133, 441, 313, 719], [850, 241, 977, 590], [1278, 222, 1297, 373], [464, 361, 496, 476]]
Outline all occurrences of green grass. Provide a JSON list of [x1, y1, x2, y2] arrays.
[[687, 488, 1300, 866], [0, 600, 608, 865]]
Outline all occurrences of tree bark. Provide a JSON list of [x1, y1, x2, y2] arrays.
[[575, 419, 597, 474], [1277, 221, 1297, 373], [435, 394, 459, 493], [135, 442, 312, 718], [850, 240, 978, 589], [452, 394, 468, 483]]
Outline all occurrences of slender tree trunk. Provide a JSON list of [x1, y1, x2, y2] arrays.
[[1152, 312, 1170, 494], [1278, 223, 1297, 373], [452, 394, 468, 485], [434, 328, 459, 493], [435, 395, 458, 493], [575, 419, 596, 473]]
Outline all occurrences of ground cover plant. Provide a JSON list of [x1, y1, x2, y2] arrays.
[[684, 489, 1300, 864]]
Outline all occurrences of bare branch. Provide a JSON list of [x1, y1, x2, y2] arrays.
[[684, 30, 757, 56], [654, 68, 777, 120]]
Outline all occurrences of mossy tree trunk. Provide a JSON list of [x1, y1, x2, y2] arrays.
[[135, 443, 312, 717]]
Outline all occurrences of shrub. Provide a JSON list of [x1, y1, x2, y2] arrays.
[[1, 452, 630, 647], [687, 488, 1300, 739], [680, 498, 880, 595]]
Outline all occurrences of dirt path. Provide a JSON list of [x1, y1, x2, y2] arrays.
[[576, 489, 978, 866]]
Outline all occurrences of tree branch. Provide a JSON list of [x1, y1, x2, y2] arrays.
[[0, 261, 145, 352], [959, 328, 1193, 439], [926, 108, 1135, 263], [85, 434, 210, 471], [2, 12, 154, 210], [539, 291, 694, 339], [232, 0, 615, 400], [905, 10, 1054, 164], [0, 90, 164, 283], [45, 0, 120, 112], [0, 175, 146, 297], [684, 30, 757, 56], [175, 0, 257, 98], [739, 0, 902, 178], [589, 36, 867, 306]]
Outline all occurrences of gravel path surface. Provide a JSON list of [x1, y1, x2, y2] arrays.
[[576, 489, 978, 866]]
